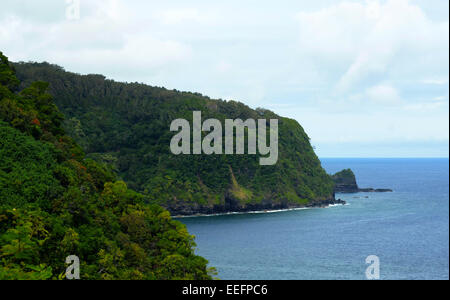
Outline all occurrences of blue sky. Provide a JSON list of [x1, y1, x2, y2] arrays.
[[1, 0, 448, 157]]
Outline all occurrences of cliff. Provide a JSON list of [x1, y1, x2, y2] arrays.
[[13, 62, 340, 215]]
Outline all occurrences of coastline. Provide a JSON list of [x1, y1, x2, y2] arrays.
[[173, 201, 348, 219]]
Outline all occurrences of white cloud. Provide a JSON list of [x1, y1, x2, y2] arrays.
[[153, 8, 212, 25], [296, 0, 449, 93], [215, 61, 232, 73], [404, 102, 446, 111], [366, 84, 402, 105], [0, 1, 192, 80], [422, 78, 449, 85], [433, 96, 448, 102]]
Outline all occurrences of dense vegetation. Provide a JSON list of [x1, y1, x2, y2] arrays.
[[14, 62, 335, 215], [0, 52, 212, 280], [332, 169, 358, 193]]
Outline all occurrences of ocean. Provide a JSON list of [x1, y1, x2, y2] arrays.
[[179, 158, 449, 280]]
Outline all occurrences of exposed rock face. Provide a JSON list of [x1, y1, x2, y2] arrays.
[[332, 169, 393, 193]]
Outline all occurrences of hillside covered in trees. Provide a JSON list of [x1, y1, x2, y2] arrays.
[[13, 61, 337, 215], [0, 52, 212, 280]]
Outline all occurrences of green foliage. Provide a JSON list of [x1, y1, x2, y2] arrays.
[[332, 169, 357, 186], [0, 52, 19, 94], [14, 61, 335, 214], [0, 208, 53, 280], [0, 123, 62, 209], [0, 52, 211, 280], [331, 168, 358, 192]]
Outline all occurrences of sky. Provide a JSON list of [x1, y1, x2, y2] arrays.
[[1, 0, 448, 157]]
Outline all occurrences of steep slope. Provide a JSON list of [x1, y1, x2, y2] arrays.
[[14, 62, 336, 215], [0, 52, 212, 280]]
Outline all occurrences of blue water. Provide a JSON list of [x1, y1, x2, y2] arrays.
[[179, 158, 449, 280]]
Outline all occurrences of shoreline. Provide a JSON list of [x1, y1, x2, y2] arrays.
[[173, 202, 348, 219]]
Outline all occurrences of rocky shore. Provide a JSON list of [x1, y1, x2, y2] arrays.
[[168, 196, 347, 217], [168, 167, 392, 216]]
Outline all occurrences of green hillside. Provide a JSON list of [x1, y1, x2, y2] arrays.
[[0, 52, 212, 280], [13, 61, 336, 215]]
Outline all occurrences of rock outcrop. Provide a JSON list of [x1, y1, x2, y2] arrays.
[[332, 169, 393, 193]]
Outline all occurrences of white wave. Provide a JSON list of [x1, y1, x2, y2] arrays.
[[174, 203, 347, 218]]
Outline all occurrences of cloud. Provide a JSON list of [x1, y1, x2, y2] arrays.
[[153, 8, 212, 25], [433, 96, 448, 102], [0, 0, 192, 81], [404, 102, 446, 111], [366, 84, 402, 105], [422, 78, 449, 85], [296, 0, 449, 93], [215, 61, 232, 73]]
